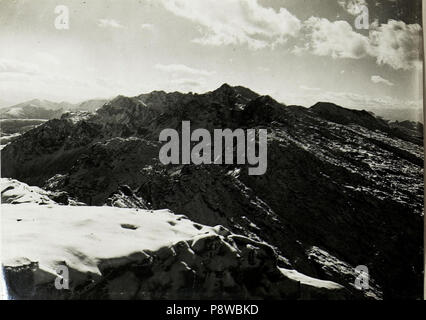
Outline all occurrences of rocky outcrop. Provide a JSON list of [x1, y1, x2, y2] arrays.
[[1, 178, 56, 205], [1, 178, 83, 206], [105, 185, 149, 209], [41, 137, 159, 205]]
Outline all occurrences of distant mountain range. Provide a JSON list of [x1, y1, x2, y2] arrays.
[[0, 94, 423, 124], [0, 98, 109, 120]]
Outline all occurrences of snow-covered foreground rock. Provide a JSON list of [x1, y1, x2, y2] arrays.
[[1, 180, 349, 300], [1, 178, 83, 206], [1, 178, 55, 205]]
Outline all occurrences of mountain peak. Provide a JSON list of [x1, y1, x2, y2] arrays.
[[209, 83, 260, 101], [210, 83, 235, 96], [218, 83, 232, 90]]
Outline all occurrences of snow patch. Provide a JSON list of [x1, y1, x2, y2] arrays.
[[1, 204, 218, 278], [279, 268, 343, 290]]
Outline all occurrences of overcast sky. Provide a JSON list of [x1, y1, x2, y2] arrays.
[[0, 0, 423, 116]]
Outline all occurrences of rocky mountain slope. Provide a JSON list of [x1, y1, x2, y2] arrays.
[[1, 84, 423, 299], [0, 119, 47, 149]]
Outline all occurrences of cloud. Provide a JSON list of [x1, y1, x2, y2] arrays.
[[155, 63, 214, 76], [300, 17, 370, 59], [98, 19, 125, 28], [369, 20, 422, 70], [300, 85, 321, 91], [0, 58, 125, 105], [257, 66, 270, 72], [141, 23, 154, 30], [298, 18, 422, 70], [371, 75, 394, 86], [0, 59, 41, 75], [160, 77, 206, 93], [35, 52, 61, 66], [161, 0, 301, 49], [171, 78, 203, 87], [159, 0, 421, 69], [338, 0, 367, 15]]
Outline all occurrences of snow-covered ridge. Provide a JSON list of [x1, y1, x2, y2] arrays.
[[1, 178, 55, 205], [2, 204, 218, 273]]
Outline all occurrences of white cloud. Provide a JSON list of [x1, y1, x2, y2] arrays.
[[171, 78, 203, 87], [338, 0, 367, 15], [160, 0, 421, 70], [98, 19, 125, 28], [257, 66, 270, 72], [301, 17, 369, 59], [300, 85, 321, 91], [141, 23, 154, 30], [371, 75, 394, 86], [369, 20, 422, 70], [171, 78, 205, 91], [299, 18, 422, 70], [0, 59, 41, 75], [157, 77, 207, 93], [35, 52, 61, 66], [161, 0, 301, 49], [155, 63, 214, 76], [0, 58, 124, 105]]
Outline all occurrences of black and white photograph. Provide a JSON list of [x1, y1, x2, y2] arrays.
[[0, 0, 424, 302]]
